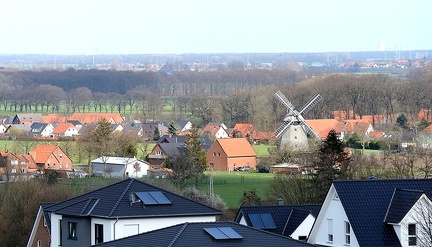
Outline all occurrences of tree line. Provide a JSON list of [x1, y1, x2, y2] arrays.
[[0, 66, 431, 130]]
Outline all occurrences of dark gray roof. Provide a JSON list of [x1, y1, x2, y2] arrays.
[[91, 221, 315, 247], [384, 188, 424, 224], [41, 202, 57, 234], [30, 123, 48, 135], [235, 205, 321, 236], [333, 179, 432, 246], [44, 178, 222, 219]]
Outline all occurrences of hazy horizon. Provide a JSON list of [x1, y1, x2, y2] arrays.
[[1, 0, 431, 55]]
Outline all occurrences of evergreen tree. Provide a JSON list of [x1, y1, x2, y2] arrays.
[[167, 121, 178, 136], [184, 124, 207, 187], [153, 126, 161, 141], [314, 129, 350, 201], [397, 113, 409, 129]]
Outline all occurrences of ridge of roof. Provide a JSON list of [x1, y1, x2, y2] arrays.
[[167, 222, 188, 247], [108, 178, 134, 217]]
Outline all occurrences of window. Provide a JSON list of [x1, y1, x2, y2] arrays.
[[213, 152, 216, 156], [156, 151, 162, 155], [218, 153, 221, 156], [59, 163, 62, 169], [408, 224, 416, 246], [68, 222, 77, 239], [59, 220, 62, 246], [60, 154, 63, 159], [327, 219, 333, 242], [95, 224, 104, 244], [345, 221, 351, 244], [11, 169, 16, 173], [37, 240, 41, 247]]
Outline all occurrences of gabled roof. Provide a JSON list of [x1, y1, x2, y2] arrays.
[[44, 178, 222, 219], [235, 204, 321, 236], [157, 143, 184, 158], [42, 114, 67, 124], [215, 138, 256, 157], [231, 123, 255, 137], [335, 119, 372, 135], [384, 188, 424, 224], [31, 145, 61, 164], [304, 119, 339, 138], [331, 179, 432, 246], [70, 113, 124, 124], [52, 122, 75, 134], [91, 221, 314, 247], [14, 113, 44, 124]]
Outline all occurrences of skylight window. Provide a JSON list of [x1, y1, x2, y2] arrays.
[[134, 191, 172, 205], [204, 227, 243, 240], [248, 213, 277, 229]]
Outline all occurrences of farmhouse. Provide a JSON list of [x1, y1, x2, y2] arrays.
[[206, 138, 256, 171]]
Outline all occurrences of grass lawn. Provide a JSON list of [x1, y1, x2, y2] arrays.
[[198, 171, 274, 208], [252, 144, 274, 157]]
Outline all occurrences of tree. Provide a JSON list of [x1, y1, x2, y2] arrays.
[[397, 113, 409, 129], [313, 129, 350, 201], [167, 121, 178, 136], [240, 189, 262, 206], [184, 124, 208, 187]]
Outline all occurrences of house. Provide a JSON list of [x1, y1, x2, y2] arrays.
[[206, 138, 256, 171], [202, 122, 229, 139], [90, 221, 314, 247], [0, 151, 29, 181], [231, 123, 255, 139], [175, 120, 193, 133], [0, 123, 8, 134], [91, 156, 149, 178], [27, 178, 222, 247], [148, 142, 185, 169], [235, 204, 321, 241], [42, 113, 67, 124], [30, 123, 55, 138], [12, 113, 44, 125], [29, 145, 73, 172], [69, 113, 124, 124], [141, 121, 169, 141], [5, 124, 32, 136], [51, 122, 79, 137], [335, 119, 374, 140], [308, 179, 432, 247], [149, 136, 213, 169]]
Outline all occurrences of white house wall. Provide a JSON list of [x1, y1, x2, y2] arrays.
[[111, 215, 216, 240], [125, 162, 149, 178], [216, 128, 229, 138], [238, 215, 247, 226], [398, 194, 432, 247], [308, 186, 359, 247], [50, 213, 62, 247], [290, 214, 316, 240]]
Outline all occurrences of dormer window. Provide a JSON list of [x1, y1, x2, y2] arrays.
[[408, 224, 417, 246]]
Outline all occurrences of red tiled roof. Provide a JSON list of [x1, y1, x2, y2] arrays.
[[70, 113, 124, 124], [305, 119, 339, 138], [253, 131, 276, 141], [231, 123, 255, 137], [216, 138, 256, 157], [42, 114, 67, 124], [52, 122, 75, 134]]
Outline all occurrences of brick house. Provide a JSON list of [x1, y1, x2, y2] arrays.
[[29, 145, 73, 173], [206, 138, 256, 171]]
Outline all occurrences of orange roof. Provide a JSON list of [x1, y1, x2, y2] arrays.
[[253, 131, 276, 141], [231, 123, 255, 137], [202, 125, 223, 136], [52, 122, 75, 134], [418, 109, 432, 122], [335, 120, 372, 134], [70, 113, 124, 124], [305, 119, 339, 138], [42, 114, 67, 124], [31, 145, 58, 163], [216, 138, 256, 157]]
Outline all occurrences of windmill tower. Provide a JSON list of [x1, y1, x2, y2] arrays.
[[274, 90, 322, 151]]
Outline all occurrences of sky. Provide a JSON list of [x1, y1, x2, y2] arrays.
[[0, 0, 431, 55]]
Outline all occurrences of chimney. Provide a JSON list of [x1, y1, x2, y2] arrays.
[[276, 196, 284, 206]]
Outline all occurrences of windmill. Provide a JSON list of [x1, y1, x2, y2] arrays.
[[274, 90, 322, 150]]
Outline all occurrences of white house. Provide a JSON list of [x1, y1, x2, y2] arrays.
[[27, 178, 222, 247], [0, 123, 8, 134], [307, 179, 432, 247], [91, 156, 149, 178]]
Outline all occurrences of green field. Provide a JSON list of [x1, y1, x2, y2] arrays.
[[252, 144, 274, 156], [198, 171, 274, 208]]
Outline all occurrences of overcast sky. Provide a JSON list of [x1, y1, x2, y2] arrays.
[[0, 0, 430, 55]]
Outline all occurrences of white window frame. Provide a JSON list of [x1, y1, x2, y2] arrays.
[[345, 221, 351, 245], [327, 219, 333, 243]]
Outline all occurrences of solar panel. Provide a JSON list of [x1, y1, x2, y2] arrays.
[[218, 227, 243, 239], [204, 227, 243, 240], [149, 191, 172, 205], [134, 192, 158, 205], [260, 213, 277, 229], [204, 228, 229, 240], [249, 214, 265, 228]]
